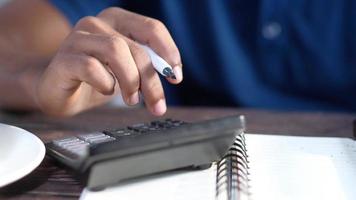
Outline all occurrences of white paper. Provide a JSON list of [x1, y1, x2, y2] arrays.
[[246, 134, 356, 200]]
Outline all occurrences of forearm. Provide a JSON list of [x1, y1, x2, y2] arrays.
[[0, 0, 71, 111], [0, 47, 46, 111]]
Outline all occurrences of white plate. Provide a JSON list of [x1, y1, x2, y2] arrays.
[[0, 123, 45, 187]]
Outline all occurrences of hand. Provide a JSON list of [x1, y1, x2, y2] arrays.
[[35, 7, 183, 117]]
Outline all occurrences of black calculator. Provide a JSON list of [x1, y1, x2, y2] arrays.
[[46, 115, 245, 190]]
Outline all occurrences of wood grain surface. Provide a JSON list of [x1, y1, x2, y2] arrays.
[[0, 106, 355, 199]]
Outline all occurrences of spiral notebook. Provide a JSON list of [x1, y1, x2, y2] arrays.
[[81, 132, 356, 200]]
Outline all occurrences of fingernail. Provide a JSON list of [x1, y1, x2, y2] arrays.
[[153, 99, 166, 116], [129, 91, 139, 105], [173, 66, 183, 82]]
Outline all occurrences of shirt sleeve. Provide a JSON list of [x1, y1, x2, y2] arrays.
[[48, 0, 122, 25]]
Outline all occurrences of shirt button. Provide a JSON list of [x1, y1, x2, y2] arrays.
[[262, 22, 282, 40]]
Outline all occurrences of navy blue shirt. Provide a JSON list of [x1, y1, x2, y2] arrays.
[[50, 0, 356, 112]]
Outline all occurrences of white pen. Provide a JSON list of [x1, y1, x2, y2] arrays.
[[140, 44, 176, 79]]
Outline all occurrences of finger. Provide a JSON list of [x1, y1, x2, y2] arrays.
[[97, 8, 183, 83], [128, 41, 167, 116], [65, 30, 140, 105], [60, 53, 116, 95], [37, 53, 116, 116]]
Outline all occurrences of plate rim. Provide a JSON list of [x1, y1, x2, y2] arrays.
[[0, 123, 45, 188]]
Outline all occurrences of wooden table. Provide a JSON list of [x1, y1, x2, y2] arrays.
[[0, 106, 355, 200]]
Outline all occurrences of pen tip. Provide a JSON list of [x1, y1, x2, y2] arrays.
[[162, 67, 176, 79]]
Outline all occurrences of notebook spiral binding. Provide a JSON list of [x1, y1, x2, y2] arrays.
[[216, 116, 250, 200]]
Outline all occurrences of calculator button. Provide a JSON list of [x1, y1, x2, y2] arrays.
[[67, 145, 89, 157], [128, 123, 151, 133], [77, 132, 116, 144], [104, 129, 133, 137], [114, 129, 125, 134], [127, 127, 140, 132], [129, 124, 151, 133], [157, 123, 166, 128], [150, 121, 160, 126], [130, 123, 146, 128], [62, 140, 87, 148], [138, 126, 151, 133], [77, 132, 106, 140], [148, 127, 158, 131], [88, 136, 115, 144], [66, 143, 89, 150], [53, 137, 80, 146]]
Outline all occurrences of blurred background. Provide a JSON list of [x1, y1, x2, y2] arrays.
[[0, 0, 8, 6]]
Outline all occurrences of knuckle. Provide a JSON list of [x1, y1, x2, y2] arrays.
[[79, 57, 100, 76], [76, 16, 100, 28], [70, 30, 86, 40], [145, 18, 166, 35], [105, 35, 126, 53], [99, 7, 122, 17], [131, 44, 145, 57], [59, 31, 86, 51], [132, 45, 150, 64]]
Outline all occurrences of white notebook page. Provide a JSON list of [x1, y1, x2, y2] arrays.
[[246, 134, 356, 200], [81, 134, 356, 200]]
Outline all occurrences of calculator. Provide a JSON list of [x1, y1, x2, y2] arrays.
[[46, 115, 245, 190]]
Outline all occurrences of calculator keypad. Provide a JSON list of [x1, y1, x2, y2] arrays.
[[50, 119, 186, 159], [52, 137, 90, 158]]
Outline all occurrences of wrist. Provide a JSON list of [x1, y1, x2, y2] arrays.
[[18, 62, 47, 111]]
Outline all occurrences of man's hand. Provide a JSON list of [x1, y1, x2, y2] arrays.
[[35, 7, 183, 117]]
